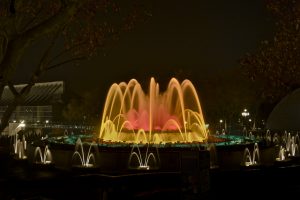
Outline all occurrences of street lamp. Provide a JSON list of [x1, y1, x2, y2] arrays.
[[241, 109, 250, 130], [241, 109, 249, 117], [219, 119, 223, 131]]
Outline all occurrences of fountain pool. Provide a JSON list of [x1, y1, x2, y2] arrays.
[[30, 78, 259, 172]]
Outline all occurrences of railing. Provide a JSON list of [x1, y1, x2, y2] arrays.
[[25, 123, 96, 131]]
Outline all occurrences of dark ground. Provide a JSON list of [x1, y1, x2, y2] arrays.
[[1, 145, 300, 200], [209, 164, 300, 199]]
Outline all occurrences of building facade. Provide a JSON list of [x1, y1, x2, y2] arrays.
[[0, 81, 64, 124]]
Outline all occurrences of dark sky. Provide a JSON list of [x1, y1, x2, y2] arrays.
[[18, 0, 274, 95]]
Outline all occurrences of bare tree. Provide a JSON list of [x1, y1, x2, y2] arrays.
[[0, 0, 151, 132], [240, 0, 300, 118]]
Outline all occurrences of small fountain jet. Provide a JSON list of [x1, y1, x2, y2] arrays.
[[128, 143, 159, 170], [276, 146, 286, 161], [12, 122, 27, 160], [242, 143, 260, 167], [72, 138, 97, 167], [34, 145, 52, 164]]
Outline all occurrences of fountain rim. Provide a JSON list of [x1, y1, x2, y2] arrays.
[[40, 133, 261, 149]]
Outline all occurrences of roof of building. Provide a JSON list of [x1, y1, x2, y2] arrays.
[[266, 88, 300, 131], [0, 81, 64, 106]]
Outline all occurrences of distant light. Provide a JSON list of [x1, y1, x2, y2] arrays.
[[13, 120, 16, 123], [249, 119, 252, 122], [219, 119, 223, 123], [19, 120, 26, 128], [242, 109, 250, 117], [45, 120, 49, 124]]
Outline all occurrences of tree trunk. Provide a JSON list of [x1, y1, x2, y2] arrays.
[[0, 1, 84, 133]]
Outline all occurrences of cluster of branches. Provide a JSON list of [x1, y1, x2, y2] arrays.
[[0, 0, 151, 132], [240, 0, 300, 117]]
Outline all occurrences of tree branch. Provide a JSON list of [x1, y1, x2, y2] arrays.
[[48, 40, 86, 64], [46, 56, 86, 71], [0, 1, 84, 100], [18, 5, 44, 34], [7, 81, 19, 97], [19, 1, 84, 45], [0, 30, 8, 63], [39, 24, 64, 72]]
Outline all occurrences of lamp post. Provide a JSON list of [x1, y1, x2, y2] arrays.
[[219, 119, 223, 132], [241, 109, 250, 130]]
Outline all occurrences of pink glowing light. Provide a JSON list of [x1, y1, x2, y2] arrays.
[[124, 105, 181, 131]]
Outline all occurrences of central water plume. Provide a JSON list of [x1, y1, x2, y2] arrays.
[[99, 77, 207, 143]]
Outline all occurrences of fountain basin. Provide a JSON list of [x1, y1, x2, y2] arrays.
[[28, 133, 215, 173], [27, 132, 262, 172]]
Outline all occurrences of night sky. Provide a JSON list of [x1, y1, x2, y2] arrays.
[[16, 0, 274, 96]]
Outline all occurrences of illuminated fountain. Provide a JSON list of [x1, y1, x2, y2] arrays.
[[273, 133, 279, 145], [13, 134, 27, 160], [274, 132, 300, 165], [99, 77, 207, 144], [276, 146, 287, 162], [284, 133, 300, 157], [72, 138, 97, 168], [277, 133, 300, 163], [248, 131, 255, 140], [41, 77, 258, 172], [242, 143, 260, 167], [291, 134, 300, 157], [265, 130, 272, 145], [11, 121, 27, 159], [282, 131, 288, 144], [128, 143, 159, 170], [34, 145, 52, 164]]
